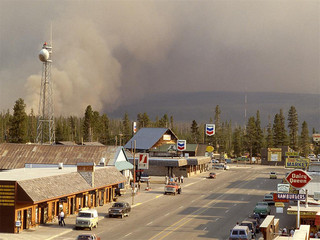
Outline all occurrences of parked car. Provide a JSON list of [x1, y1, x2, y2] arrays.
[[209, 172, 216, 179], [108, 202, 131, 218], [263, 193, 275, 205], [140, 173, 151, 182], [164, 182, 181, 195], [254, 202, 271, 217], [214, 164, 225, 170], [75, 209, 98, 230], [229, 225, 253, 240], [240, 221, 256, 237], [236, 156, 249, 162], [77, 234, 100, 240], [269, 172, 277, 179], [249, 212, 261, 224], [247, 218, 260, 233]]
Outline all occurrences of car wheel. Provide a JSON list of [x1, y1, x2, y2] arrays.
[[109, 214, 112, 218]]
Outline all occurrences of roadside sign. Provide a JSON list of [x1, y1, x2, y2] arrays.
[[285, 152, 299, 156], [138, 153, 149, 169], [133, 122, 137, 134], [177, 140, 186, 151], [285, 170, 312, 188], [205, 124, 215, 136], [206, 146, 214, 152], [276, 193, 306, 201], [275, 202, 285, 208], [313, 134, 320, 142], [285, 158, 309, 169], [277, 184, 290, 193]]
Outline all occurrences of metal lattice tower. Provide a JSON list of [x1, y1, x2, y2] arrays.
[[36, 42, 55, 144]]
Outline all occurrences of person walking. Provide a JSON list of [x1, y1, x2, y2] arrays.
[[60, 210, 66, 226], [181, 175, 184, 183], [58, 213, 61, 226]]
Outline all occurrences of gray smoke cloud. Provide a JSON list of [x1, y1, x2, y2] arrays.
[[0, 1, 319, 116]]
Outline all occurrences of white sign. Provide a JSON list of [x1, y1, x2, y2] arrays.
[[277, 184, 290, 193], [138, 153, 149, 169], [271, 153, 279, 161], [276, 207, 284, 214], [313, 134, 320, 142]]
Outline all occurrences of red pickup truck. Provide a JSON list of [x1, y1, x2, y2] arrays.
[[164, 182, 181, 195]]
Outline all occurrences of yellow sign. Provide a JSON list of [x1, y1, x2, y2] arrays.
[[275, 202, 285, 207], [285, 152, 299, 156], [206, 146, 214, 152], [0, 184, 15, 206], [287, 211, 317, 216], [286, 158, 309, 169], [268, 149, 282, 162]]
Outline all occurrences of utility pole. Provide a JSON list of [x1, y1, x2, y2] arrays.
[[131, 140, 136, 206]]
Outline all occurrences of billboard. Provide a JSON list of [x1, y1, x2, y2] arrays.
[[267, 148, 281, 162], [285, 158, 309, 169]]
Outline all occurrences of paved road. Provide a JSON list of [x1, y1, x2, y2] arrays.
[[0, 164, 295, 240]]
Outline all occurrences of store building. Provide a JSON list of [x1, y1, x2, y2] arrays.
[[0, 163, 125, 233]]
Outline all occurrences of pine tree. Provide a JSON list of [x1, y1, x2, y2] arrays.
[[190, 120, 200, 143], [27, 109, 37, 143], [254, 110, 263, 155], [100, 114, 111, 145], [245, 116, 256, 160], [8, 98, 28, 143], [300, 121, 310, 157], [288, 106, 299, 151], [122, 113, 131, 143], [159, 114, 169, 128], [232, 126, 243, 157], [83, 105, 93, 142], [273, 110, 287, 147], [266, 119, 274, 147]]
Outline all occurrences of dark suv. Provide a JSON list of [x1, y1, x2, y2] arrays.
[[108, 202, 131, 218]]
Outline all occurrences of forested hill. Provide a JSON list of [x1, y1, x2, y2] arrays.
[[107, 91, 320, 130]]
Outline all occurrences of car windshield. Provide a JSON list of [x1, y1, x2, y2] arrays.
[[78, 213, 91, 218], [113, 203, 124, 208]]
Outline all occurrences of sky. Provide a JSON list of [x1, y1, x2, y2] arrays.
[[0, 0, 319, 116]]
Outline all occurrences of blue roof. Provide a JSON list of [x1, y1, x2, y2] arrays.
[[124, 128, 175, 150]]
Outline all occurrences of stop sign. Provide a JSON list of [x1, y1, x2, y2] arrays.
[[286, 170, 312, 188]]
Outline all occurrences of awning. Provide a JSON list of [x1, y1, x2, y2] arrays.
[[115, 161, 133, 171]]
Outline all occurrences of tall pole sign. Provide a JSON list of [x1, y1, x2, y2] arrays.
[[286, 169, 312, 189], [138, 153, 149, 170], [205, 124, 215, 136], [177, 140, 186, 151], [133, 122, 137, 134]]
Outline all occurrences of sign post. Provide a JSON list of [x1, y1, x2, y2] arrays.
[[285, 169, 312, 228]]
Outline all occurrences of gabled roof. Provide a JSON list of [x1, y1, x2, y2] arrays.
[[124, 128, 178, 150], [0, 143, 122, 170], [16, 166, 125, 203]]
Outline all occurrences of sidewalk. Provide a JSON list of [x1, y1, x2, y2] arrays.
[[0, 175, 195, 240]]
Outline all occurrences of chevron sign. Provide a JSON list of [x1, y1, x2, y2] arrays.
[[206, 124, 215, 136], [177, 140, 186, 151], [138, 153, 149, 169]]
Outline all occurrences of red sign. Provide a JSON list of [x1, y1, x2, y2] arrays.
[[286, 170, 312, 189]]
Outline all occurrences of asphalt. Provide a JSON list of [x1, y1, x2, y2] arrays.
[[0, 165, 296, 240]]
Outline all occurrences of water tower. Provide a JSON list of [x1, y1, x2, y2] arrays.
[[36, 42, 55, 144]]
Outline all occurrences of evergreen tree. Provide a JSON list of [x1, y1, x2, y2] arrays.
[[300, 121, 310, 157], [27, 109, 37, 143], [137, 112, 150, 128], [232, 126, 243, 157], [190, 120, 200, 143], [159, 114, 169, 128], [287, 106, 299, 151], [122, 113, 131, 143], [254, 110, 263, 155], [8, 98, 28, 143], [273, 110, 287, 147], [170, 116, 174, 130], [245, 116, 256, 160], [100, 114, 111, 145], [266, 116, 274, 147], [83, 105, 93, 142]]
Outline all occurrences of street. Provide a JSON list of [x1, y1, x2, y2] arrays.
[[52, 165, 294, 240]]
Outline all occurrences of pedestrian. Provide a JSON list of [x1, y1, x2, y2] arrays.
[[60, 210, 65, 226], [282, 227, 287, 235], [58, 213, 61, 226], [181, 175, 184, 183], [138, 180, 141, 191], [178, 176, 181, 183], [290, 229, 294, 236]]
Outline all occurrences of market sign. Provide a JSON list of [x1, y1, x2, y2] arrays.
[[285, 170, 312, 188], [277, 193, 306, 200], [285, 158, 309, 169]]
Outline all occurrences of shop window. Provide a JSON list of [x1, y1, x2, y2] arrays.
[[27, 208, 32, 227], [17, 210, 21, 222]]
